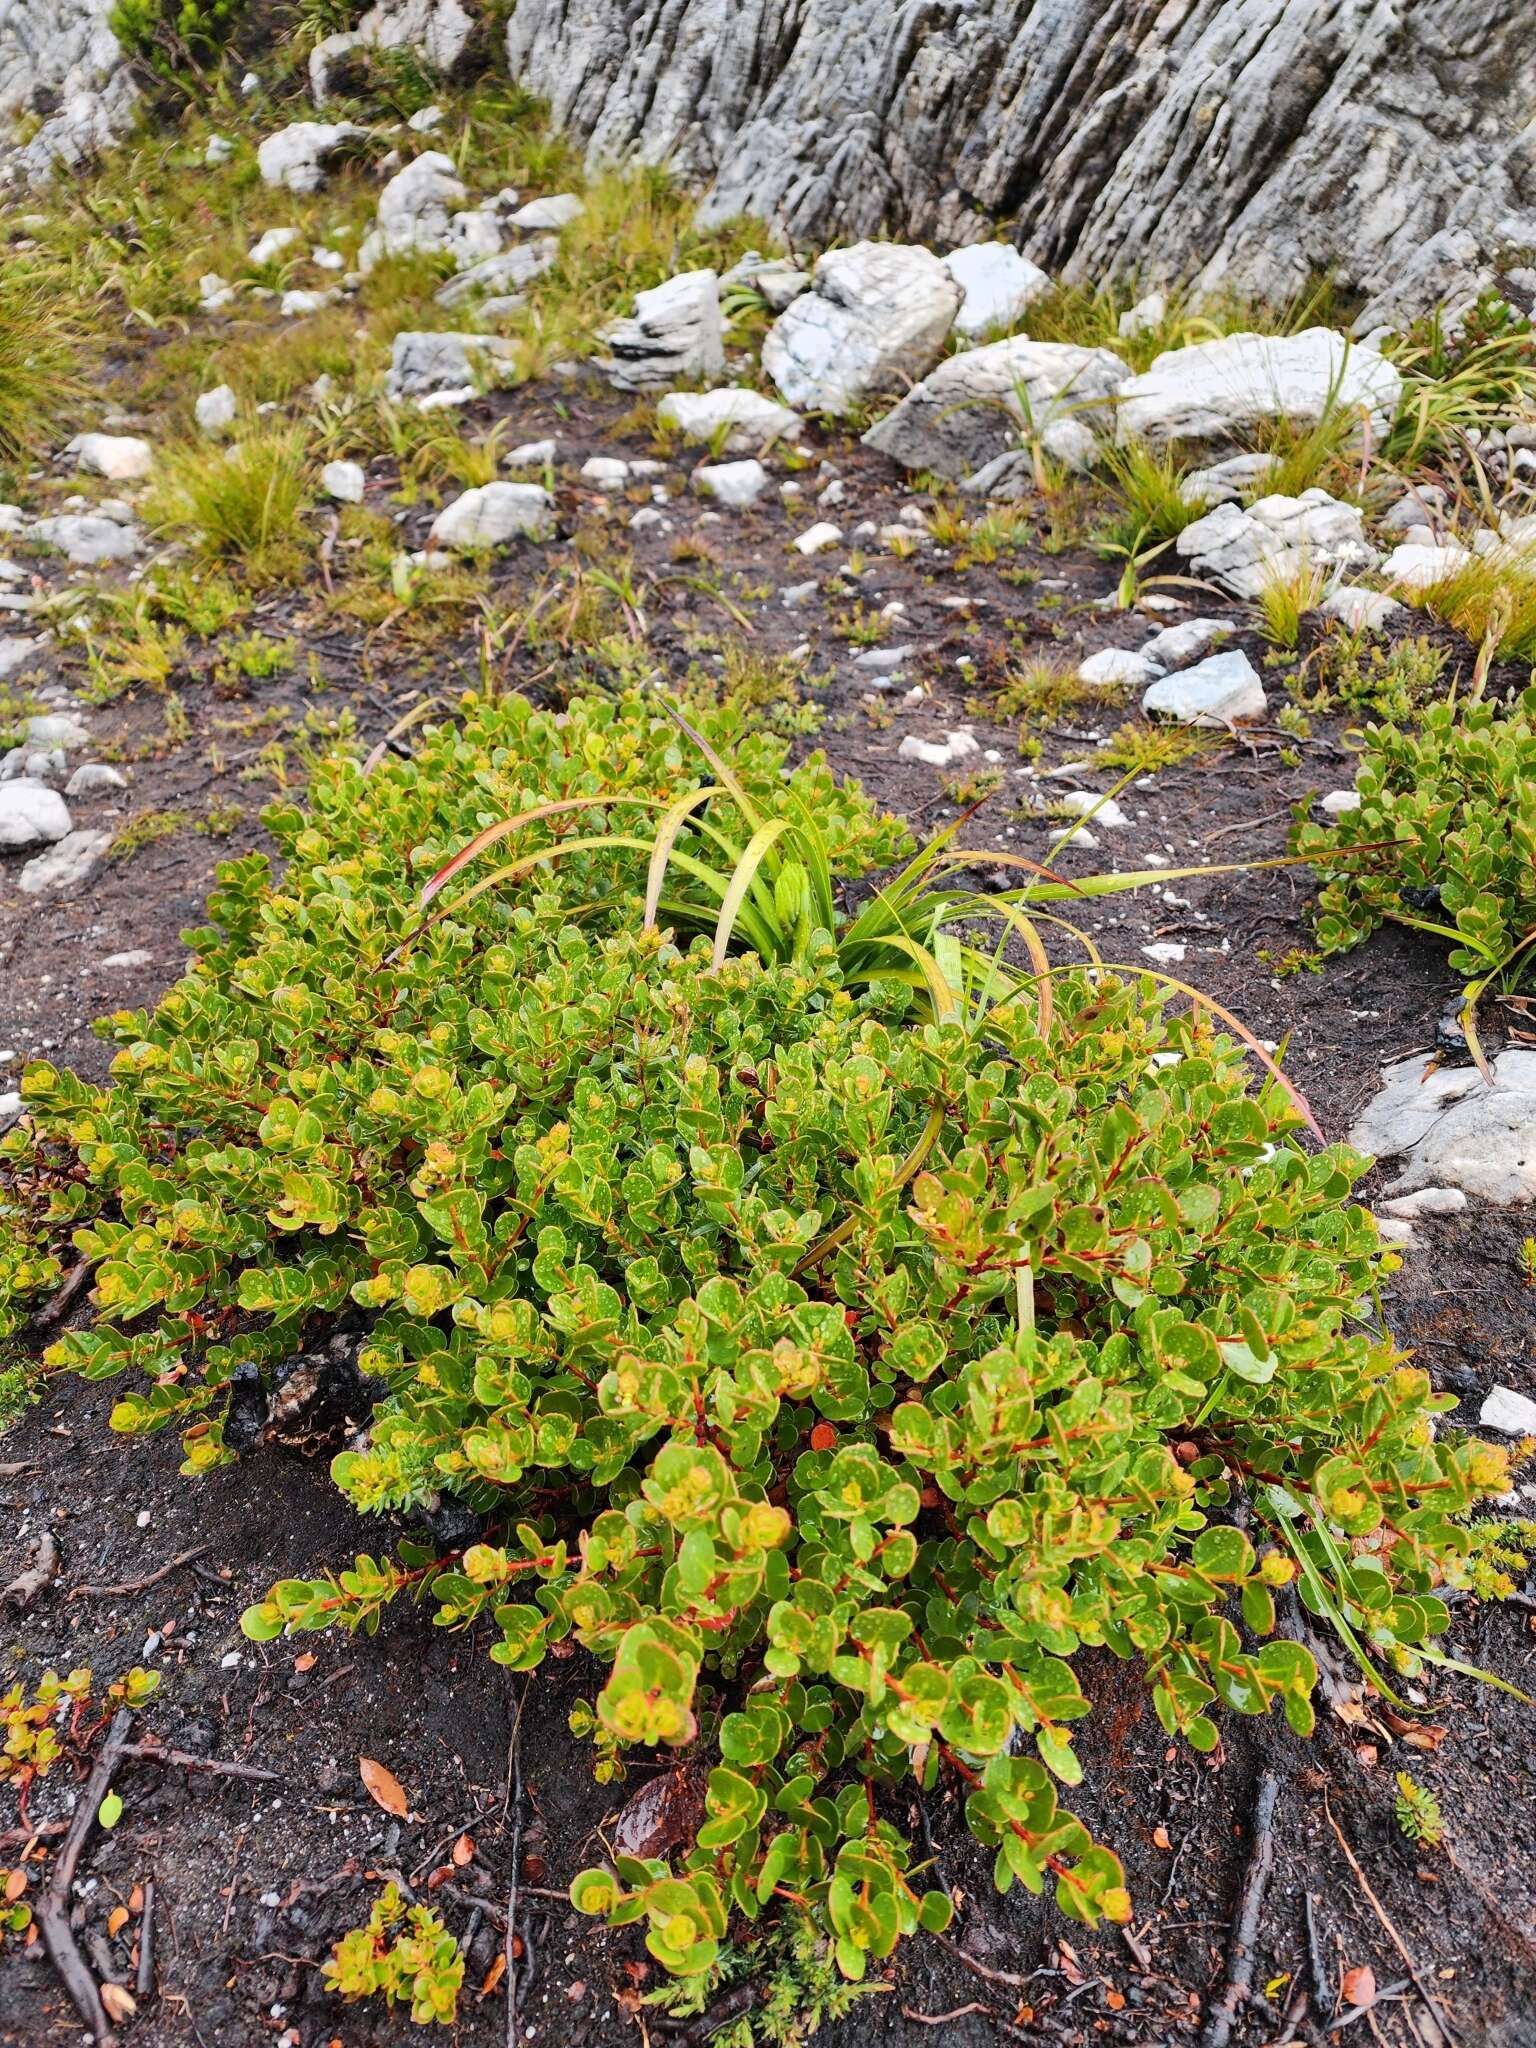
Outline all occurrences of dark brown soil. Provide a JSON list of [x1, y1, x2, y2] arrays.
[[4, 371, 1536, 2048]]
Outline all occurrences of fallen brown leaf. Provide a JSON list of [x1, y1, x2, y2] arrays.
[[100, 1985, 137, 2023], [1340, 1964, 1377, 2009], [426, 1864, 453, 1891], [1151, 1825, 1172, 1850], [294, 1652, 317, 1673], [452, 1833, 475, 1867], [358, 1757, 408, 1817], [480, 1953, 506, 1999]]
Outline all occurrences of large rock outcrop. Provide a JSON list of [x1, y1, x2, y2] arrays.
[[503, 0, 1536, 321], [0, 0, 135, 182]]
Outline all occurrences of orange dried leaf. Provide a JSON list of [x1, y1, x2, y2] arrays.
[[452, 1834, 475, 1867], [1340, 1965, 1377, 2009], [1151, 1825, 1172, 1851], [4, 1869, 27, 1902], [127, 1885, 143, 1914], [100, 1985, 137, 2023], [294, 1652, 317, 1673], [480, 1953, 506, 1999], [426, 1865, 453, 1891], [358, 1757, 408, 1817], [107, 1905, 129, 1937]]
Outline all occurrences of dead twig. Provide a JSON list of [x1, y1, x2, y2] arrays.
[[34, 1707, 133, 2045], [70, 1545, 212, 1601], [901, 2003, 990, 2025], [29, 1256, 97, 1331], [504, 1677, 528, 2048], [136, 1880, 154, 2003], [116, 1741, 281, 1784], [2, 1530, 60, 1611], [1199, 1768, 1280, 2048], [1323, 1794, 1458, 2046], [655, 1979, 760, 2046]]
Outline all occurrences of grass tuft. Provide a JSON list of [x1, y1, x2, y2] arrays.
[[0, 268, 87, 461], [147, 426, 315, 566]]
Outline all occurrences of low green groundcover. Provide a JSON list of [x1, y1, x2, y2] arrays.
[[0, 691, 1505, 1984]]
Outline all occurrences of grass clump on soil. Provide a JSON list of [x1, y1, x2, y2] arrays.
[[1419, 545, 1536, 665], [0, 268, 86, 464], [146, 426, 314, 570], [1295, 684, 1536, 1033], [0, 687, 1511, 2004]]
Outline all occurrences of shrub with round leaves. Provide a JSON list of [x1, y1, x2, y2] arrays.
[[0, 690, 1507, 1988], [1295, 685, 1536, 1011]]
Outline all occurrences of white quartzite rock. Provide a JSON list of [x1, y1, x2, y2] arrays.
[[763, 243, 959, 415], [361, 151, 466, 267], [28, 515, 140, 566], [435, 237, 557, 307], [429, 483, 554, 549], [310, 0, 476, 100], [384, 330, 513, 398], [1179, 452, 1279, 508], [256, 121, 367, 194], [1321, 586, 1403, 631], [692, 460, 769, 508], [1379, 541, 1473, 593], [942, 242, 1050, 341], [508, 193, 584, 230], [18, 828, 111, 894], [64, 762, 127, 796], [0, 639, 46, 680], [1481, 1386, 1536, 1437], [863, 334, 1127, 482], [322, 460, 366, 503], [67, 432, 152, 481], [195, 385, 239, 437], [0, 781, 71, 849], [599, 271, 725, 391], [897, 729, 980, 769], [1139, 617, 1234, 668], [1175, 490, 1377, 599], [1349, 1051, 1536, 1204], [657, 388, 800, 451], [1116, 329, 1402, 445], [1143, 650, 1266, 726], [1078, 648, 1161, 689]]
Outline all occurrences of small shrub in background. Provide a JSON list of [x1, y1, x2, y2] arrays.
[[1295, 685, 1536, 1024], [0, 692, 1508, 1993]]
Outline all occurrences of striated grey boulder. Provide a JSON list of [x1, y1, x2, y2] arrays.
[[1175, 490, 1377, 599], [385, 329, 514, 398], [503, 0, 1536, 326], [430, 482, 554, 548], [763, 242, 958, 415], [310, 0, 479, 101], [864, 335, 1127, 482], [0, 0, 136, 186], [256, 121, 369, 194], [1116, 330, 1402, 446], [598, 270, 724, 390]]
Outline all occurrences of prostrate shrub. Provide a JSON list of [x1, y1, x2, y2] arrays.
[[1295, 685, 1536, 1028], [1, 691, 1506, 1993]]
